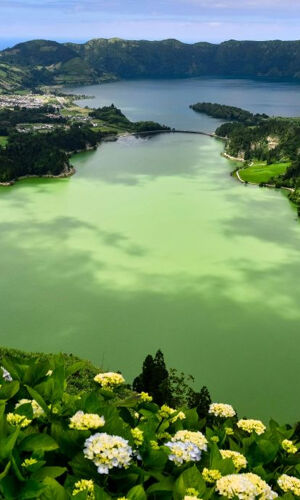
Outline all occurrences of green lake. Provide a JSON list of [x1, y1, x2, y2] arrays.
[[1, 78, 300, 422]]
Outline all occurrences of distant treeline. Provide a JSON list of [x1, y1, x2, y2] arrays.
[[190, 102, 268, 125]]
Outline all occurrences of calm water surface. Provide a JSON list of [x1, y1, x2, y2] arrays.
[[1, 78, 300, 421]]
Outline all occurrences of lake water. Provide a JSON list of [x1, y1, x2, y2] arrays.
[[1, 78, 300, 422]]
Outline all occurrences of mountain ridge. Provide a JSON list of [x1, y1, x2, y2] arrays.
[[1, 38, 300, 92]]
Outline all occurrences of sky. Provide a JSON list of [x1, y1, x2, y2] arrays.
[[0, 0, 299, 48]]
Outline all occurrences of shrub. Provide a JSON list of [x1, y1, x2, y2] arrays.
[[0, 353, 298, 499]]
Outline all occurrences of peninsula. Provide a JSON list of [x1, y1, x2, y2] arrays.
[[191, 101, 300, 215]]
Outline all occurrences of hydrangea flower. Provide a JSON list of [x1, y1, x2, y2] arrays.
[[131, 427, 144, 446], [15, 399, 44, 418], [165, 430, 207, 466], [69, 411, 105, 431], [150, 440, 159, 450], [72, 479, 95, 499], [220, 450, 247, 470], [202, 467, 222, 483], [277, 474, 300, 496], [7, 413, 32, 428], [1, 366, 12, 382], [159, 404, 186, 422], [22, 458, 38, 467], [94, 372, 125, 388], [237, 419, 266, 435], [281, 439, 297, 454], [84, 432, 133, 474], [209, 403, 236, 418], [139, 392, 152, 402], [216, 473, 277, 499]]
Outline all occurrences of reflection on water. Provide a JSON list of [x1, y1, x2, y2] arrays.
[[0, 130, 299, 422]]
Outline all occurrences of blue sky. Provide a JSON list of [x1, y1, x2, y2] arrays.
[[0, 0, 299, 47]]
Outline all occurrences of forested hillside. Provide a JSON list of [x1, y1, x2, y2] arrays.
[[2, 38, 300, 92]]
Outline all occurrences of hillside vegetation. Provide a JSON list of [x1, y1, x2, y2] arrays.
[[0, 347, 298, 499], [0, 103, 169, 184], [2, 39, 300, 92], [190, 103, 268, 125], [211, 110, 300, 213]]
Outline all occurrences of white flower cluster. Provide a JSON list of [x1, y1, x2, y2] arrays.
[[69, 411, 105, 431], [15, 399, 44, 418], [1, 366, 12, 382], [216, 473, 277, 500], [94, 372, 125, 388], [209, 403, 236, 418], [277, 474, 300, 496], [220, 450, 247, 470], [237, 419, 266, 435], [165, 430, 207, 466], [84, 432, 133, 474]]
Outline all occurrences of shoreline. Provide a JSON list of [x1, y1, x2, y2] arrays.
[[0, 166, 76, 187], [221, 152, 295, 194]]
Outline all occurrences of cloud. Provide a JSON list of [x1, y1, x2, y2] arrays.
[[0, 0, 298, 42]]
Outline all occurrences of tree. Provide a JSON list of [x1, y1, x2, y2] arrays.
[[133, 350, 172, 406], [133, 350, 212, 413], [188, 386, 212, 419]]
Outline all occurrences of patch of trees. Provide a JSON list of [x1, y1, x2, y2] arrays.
[[217, 117, 300, 165], [90, 104, 170, 132], [0, 125, 101, 183], [0, 132, 68, 182], [190, 102, 268, 124], [133, 350, 212, 419]]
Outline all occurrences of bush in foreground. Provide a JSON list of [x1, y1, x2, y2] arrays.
[[0, 354, 299, 499]]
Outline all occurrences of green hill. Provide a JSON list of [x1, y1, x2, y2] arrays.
[[2, 38, 300, 92]]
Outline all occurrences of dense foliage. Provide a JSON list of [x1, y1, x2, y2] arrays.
[[215, 113, 300, 213], [190, 103, 268, 125], [0, 106, 66, 136], [2, 39, 300, 92], [90, 105, 170, 133], [0, 352, 298, 499], [0, 125, 102, 183]]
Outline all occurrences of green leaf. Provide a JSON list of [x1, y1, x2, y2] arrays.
[[0, 381, 20, 401], [174, 465, 206, 500], [15, 402, 33, 420], [94, 486, 112, 500], [127, 485, 147, 500], [147, 477, 174, 495], [0, 461, 11, 480], [142, 448, 168, 470], [0, 357, 22, 381], [19, 479, 46, 500], [253, 440, 278, 465], [19, 433, 59, 452], [40, 478, 68, 500], [25, 385, 50, 416], [66, 362, 86, 378], [32, 466, 67, 481], [0, 428, 20, 460], [209, 443, 222, 468], [183, 408, 199, 429]]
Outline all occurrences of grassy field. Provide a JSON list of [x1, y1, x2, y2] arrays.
[[0, 136, 7, 146], [239, 161, 290, 184]]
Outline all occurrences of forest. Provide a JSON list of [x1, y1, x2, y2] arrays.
[[190, 103, 268, 124]]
